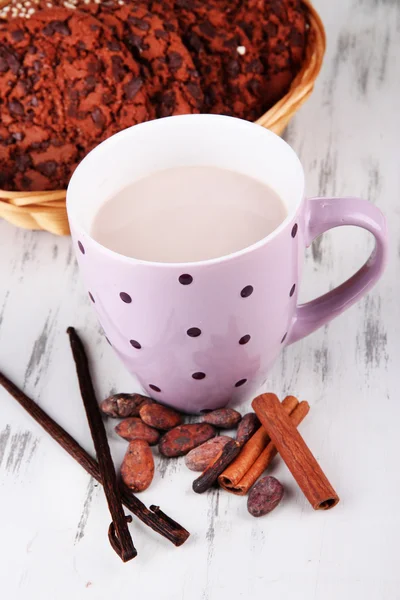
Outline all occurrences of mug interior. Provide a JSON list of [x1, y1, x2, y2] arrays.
[[67, 115, 304, 256]]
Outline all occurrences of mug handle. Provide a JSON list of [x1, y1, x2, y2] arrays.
[[288, 196, 388, 344]]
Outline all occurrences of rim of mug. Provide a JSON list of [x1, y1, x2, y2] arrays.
[[67, 114, 305, 268]]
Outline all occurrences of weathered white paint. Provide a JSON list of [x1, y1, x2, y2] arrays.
[[1, 0, 399, 597]]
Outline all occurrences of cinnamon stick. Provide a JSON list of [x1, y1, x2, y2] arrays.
[[67, 327, 136, 562], [0, 370, 189, 546], [219, 395, 298, 490], [220, 401, 310, 495], [252, 393, 339, 510]]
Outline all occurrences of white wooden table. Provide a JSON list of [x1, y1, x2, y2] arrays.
[[1, 1, 399, 597]]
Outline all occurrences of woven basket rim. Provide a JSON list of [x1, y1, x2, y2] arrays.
[[0, 0, 326, 235]]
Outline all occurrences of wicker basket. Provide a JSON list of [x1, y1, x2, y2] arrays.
[[0, 0, 326, 236]]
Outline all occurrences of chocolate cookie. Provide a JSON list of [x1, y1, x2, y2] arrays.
[[235, 0, 307, 105], [0, 8, 153, 190], [172, 0, 307, 120], [82, 1, 204, 117]]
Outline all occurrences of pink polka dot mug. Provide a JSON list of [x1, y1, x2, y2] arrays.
[[67, 115, 388, 413]]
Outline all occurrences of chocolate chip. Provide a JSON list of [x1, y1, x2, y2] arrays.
[[91, 107, 106, 129], [126, 32, 145, 51], [199, 20, 217, 37], [275, 40, 287, 54], [128, 16, 150, 30], [289, 29, 304, 47], [8, 99, 24, 116], [87, 60, 101, 75], [155, 29, 168, 40], [11, 30, 24, 42], [123, 77, 143, 100], [247, 78, 261, 95], [102, 91, 114, 105], [37, 161, 57, 177], [159, 90, 176, 117], [85, 75, 96, 88], [186, 82, 203, 102], [42, 23, 54, 36], [223, 38, 238, 49], [15, 154, 32, 171], [111, 55, 126, 82], [175, 0, 193, 7], [186, 32, 203, 53], [52, 20, 71, 36], [246, 59, 264, 74], [18, 79, 31, 93], [226, 59, 240, 77], [164, 22, 176, 32], [7, 52, 21, 76], [107, 39, 121, 52], [168, 52, 183, 70], [20, 175, 32, 189]]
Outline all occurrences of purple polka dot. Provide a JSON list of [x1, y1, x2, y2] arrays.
[[192, 372, 206, 380], [179, 274, 193, 285], [120, 292, 132, 303], [149, 384, 161, 392], [290, 284, 296, 297], [130, 339, 141, 349], [239, 334, 251, 345], [235, 378, 247, 387], [88, 292, 95, 303], [281, 332, 287, 343], [78, 241, 85, 254], [291, 223, 298, 238], [240, 285, 253, 298], [187, 327, 201, 337]]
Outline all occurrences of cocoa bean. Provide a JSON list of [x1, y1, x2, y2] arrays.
[[121, 440, 154, 492], [236, 412, 260, 446], [247, 476, 284, 517], [139, 402, 182, 430], [115, 418, 160, 445], [100, 393, 153, 418], [184, 436, 232, 471], [201, 408, 241, 429], [159, 424, 216, 457]]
